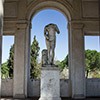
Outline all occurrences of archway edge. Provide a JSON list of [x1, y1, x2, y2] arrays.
[[26, 0, 72, 22]]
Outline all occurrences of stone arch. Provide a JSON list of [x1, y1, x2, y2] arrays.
[[25, 1, 85, 99], [25, 0, 72, 97], [25, 0, 72, 72], [26, 0, 72, 22]]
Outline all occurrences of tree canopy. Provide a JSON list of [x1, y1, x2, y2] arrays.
[[1, 62, 9, 79], [30, 36, 40, 79], [1, 40, 100, 79], [7, 44, 14, 78], [85, 49, 100, 78], [56, 55, 68, 71], [56, 49, 100, 78], [1, 36, 40, 79]]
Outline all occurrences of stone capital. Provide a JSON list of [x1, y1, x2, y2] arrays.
[[71, 22, 84, 29], [16, 23, 28, 30], [16, 20, 31, 30]]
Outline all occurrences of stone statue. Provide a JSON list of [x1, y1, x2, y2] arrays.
[[42, 49, 48, 65], [44, 23, 60, 65]]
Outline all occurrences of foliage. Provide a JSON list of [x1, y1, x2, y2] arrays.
[[55, 56, 69, 79], [56, 50, 100, 78], [60, 67, 69, 79], [7, 44, 14, 78], [1, 36, 40, 79], [57, 55, 68, 71], [1, 39, 100, 79], [85, 49, 100, 78], [1, 62, 9, 79], [30, 36, 40, 79]]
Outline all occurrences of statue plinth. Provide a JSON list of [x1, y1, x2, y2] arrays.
[[42, 64, 58, 68], [39, 65, 61, 100]]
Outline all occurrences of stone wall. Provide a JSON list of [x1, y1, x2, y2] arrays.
[[27, 79, 70, 97], [1, 79, 100, 97], [1, 79, 13, 97], [86, 78, 100, 97], [28, 79, 40, 97]]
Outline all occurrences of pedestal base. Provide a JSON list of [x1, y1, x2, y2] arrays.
[[39, 97, 61, 100], [13, 94, 26, 99], [39, 65, 61, 100], [72, 94, 85, 99]]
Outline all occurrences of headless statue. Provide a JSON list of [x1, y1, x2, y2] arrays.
[[44, 23, 60, 65]]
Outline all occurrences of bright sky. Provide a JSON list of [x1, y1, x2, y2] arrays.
[[2, 9, 100, 63], [31, 9, 68, 62]]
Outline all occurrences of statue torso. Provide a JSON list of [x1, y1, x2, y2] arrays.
[[46, 25, 56, 41]]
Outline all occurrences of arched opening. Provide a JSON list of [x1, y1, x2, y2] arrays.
[[26, 1, 72, 98], [30, 9, 69, 79], [27, 1, 72, 22], [27, 2, 71, 96]]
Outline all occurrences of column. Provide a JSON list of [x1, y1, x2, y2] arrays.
[[13, 23, 29, 98], [69, 23, 86, 99], [0, 0, 4, 97]]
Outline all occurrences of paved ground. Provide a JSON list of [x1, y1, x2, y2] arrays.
[[1, 97, 100, 100]]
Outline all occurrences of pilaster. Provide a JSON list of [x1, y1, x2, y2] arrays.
[[13, 22, 29, 98], [69, 22, 86, 99]]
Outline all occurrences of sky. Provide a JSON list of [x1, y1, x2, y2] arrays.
[[2, 9, 100, 63]]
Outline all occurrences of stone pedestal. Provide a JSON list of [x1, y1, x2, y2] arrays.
[[39, 65, 61, 100]]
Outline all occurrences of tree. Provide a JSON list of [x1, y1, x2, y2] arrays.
[[57, 55, 68, 71], [7, 44, 14, 78], [55, 55, 69, 79], [1, 62, 9, 79], [1, 44, 14, 79], [30, 36, 40, 79], [85, 49, 100, 78], [2, 38, 100, 79], [1, 36, 40, 79], [56, 50, 100, 78]]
